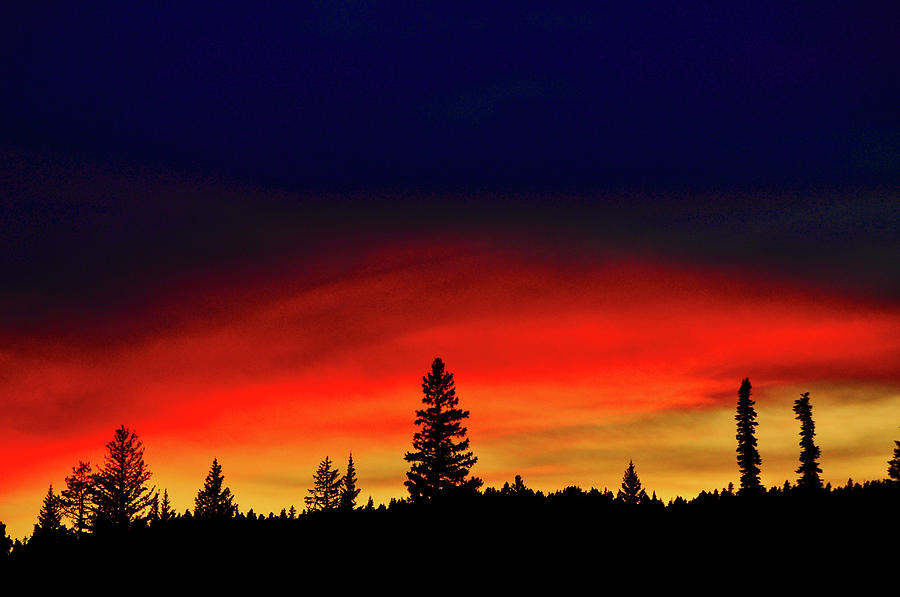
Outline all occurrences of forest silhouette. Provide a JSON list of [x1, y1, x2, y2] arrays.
[[2, 358, 898, 582]]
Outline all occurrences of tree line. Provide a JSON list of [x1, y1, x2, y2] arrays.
[[3, 358, 900, 563]]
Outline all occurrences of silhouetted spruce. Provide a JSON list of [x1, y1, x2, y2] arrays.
[[91, 425, 155, 531], [617, 460, 648, 505], [735, 378, 762, 494], [0, 522, 11, 560], [793, 392, 822, 489], [305, 456, 342, 512], [502, 474, 529, 496], [888, 429, 900, 481], [340, 452, 360, 511], [159, 489, 175, 522], [34, 484, 66, 539], [404, 357, 482, 501], [60, 460, 94, 535], [148, 492, 160, 523], [194, 458, 238, 519]]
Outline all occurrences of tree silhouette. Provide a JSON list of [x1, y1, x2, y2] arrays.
[[502, 474, 530, 496], [61, 460, 94, 535], [735, 378, 762, 494], [404, 357, 481, 501], [340, 452, 360, 511], [148, 492, 160, 523], [617, 460, 648, 505], [0, 522, 12, 560], [194, 458, 238, 520], [159, 489, 175, 522], [92, 425, 155, 531], [888, 429, 900, 481], [793, 392, 822, 489], [305, 456, 342, 512], [33, 484, 67, 544]]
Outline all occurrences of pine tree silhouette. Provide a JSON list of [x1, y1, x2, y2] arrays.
[[404, 357, 481, 501], [34, 484, 66, 539], [194, 458, 238, 519], [0, 522, 12, 560], [617, 460, 647, 505], [888, 428, 900, 481], [61, 460, 94, 535], [148, 492, 160, 523], [160, 489, 175, 522], [92, 425, 155, 531], [735, 378, 762, 494], [340, 452, 360, 511], [305, 456, 342, 512], [793, 392, 822, 489]]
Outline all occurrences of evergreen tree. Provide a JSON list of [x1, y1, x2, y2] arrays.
[[91, 425, 155, 531], [288, 505, 297, 519], [884, 426, 900, 481], [194, 458, 238, 520], [888, 433, 900, 482], [793, 392, 822, 489], [339, 452, 360, 511], [0, 522, 12, 560], [404, 357, 481, 501], [617, 460, 647, 505], [160, 489, 175, 522], [60, 460, 94, 535], [735, 378, 762, 494], [33, 484, 67, 543], [148, 492, 160, 523], [305, 456, 342, 512]]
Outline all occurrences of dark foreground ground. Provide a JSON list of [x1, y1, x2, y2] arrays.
[[5, 482, 896, 590]]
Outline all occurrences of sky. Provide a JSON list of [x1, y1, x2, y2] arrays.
[[2, 3, 899, 539]]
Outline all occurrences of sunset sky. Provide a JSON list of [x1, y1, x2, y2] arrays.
[[2, 3, 899, 539]]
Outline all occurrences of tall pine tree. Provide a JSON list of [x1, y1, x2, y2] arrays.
[[888, 428, 900, 481], [305, 456, 342, 512], [160, 489, 175, 522], [735, 378, 762, 495], [404, 357, 481, 502], [31, 484, 68, 547], [617, 460, 648, 505], [194, 458, 238, 519], [61, 460, 94, 535], [339, 452, 360, 511], [793, 392, 822, 489], [35, 485, 65, 535], [91, 425, 155, 531]]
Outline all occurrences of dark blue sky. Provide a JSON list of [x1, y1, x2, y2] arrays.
[[4, 2, 898, 192], [2, 2, 899, 330]]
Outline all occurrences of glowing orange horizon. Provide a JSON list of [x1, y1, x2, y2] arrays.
[[2, 242, 899, 539]]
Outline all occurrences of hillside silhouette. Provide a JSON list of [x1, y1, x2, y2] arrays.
[[3, 362, 898, 586]]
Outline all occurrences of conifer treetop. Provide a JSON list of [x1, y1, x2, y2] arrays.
[[404, 357, 481, 501], [793, 392, 823, 489], [92, 425, 155, 530], [735, 378, 762, 494], [194, 458, 238, 519]]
